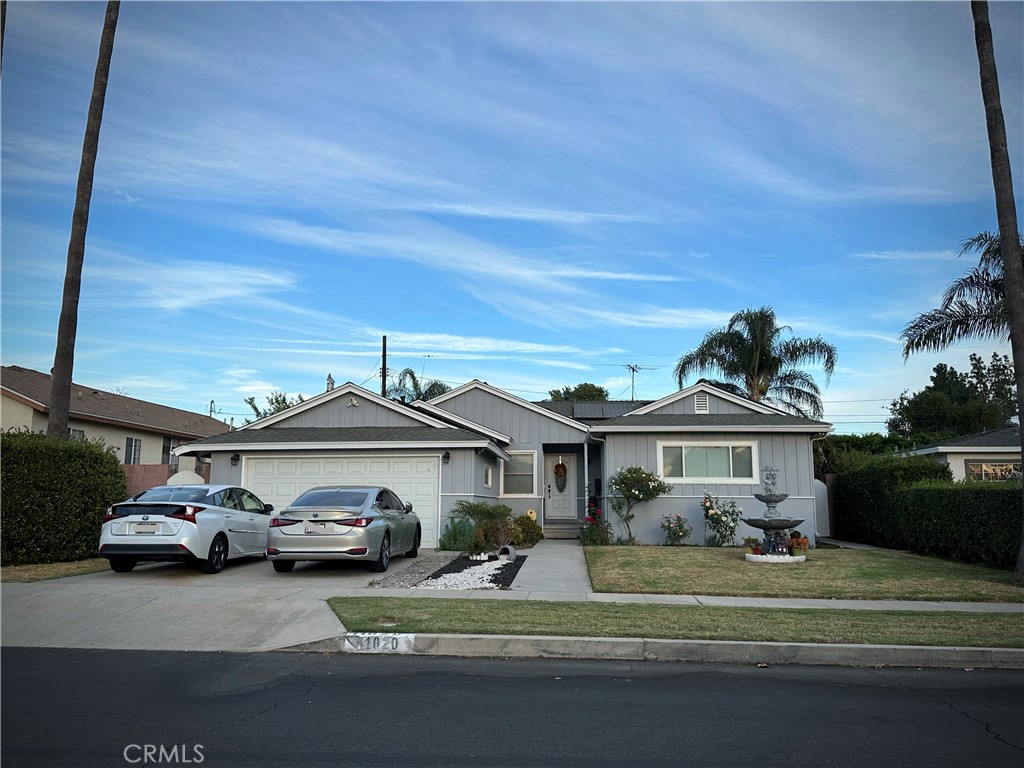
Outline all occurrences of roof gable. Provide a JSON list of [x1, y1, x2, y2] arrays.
[[241, 381, 450, 430], [408, 399, 512, 444], [1, 365, 230, 439], [430, 380, 588, 433], [628, 381, 780, 416]]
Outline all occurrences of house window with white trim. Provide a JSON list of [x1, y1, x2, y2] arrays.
[[484, 465, 493, 489], [659, 441, 756, 481], [162, 437, 180, 473], [501, 452, 536, 496], [68, 428, 86, 440], [966, 460, 1021, 481], [124, 437, 142, 465]]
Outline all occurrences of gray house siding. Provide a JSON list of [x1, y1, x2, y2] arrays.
[[655, 392, 754, 415], [269, 399, 425, 428], [602, 431, 817, 545]]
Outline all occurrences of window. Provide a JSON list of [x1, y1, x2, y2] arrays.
[[484, 465, 493, 488], [501, 452, 536, 496], [966, 461, 1021, 481], [658, 441, 756, 481], [124, 437, 142, 465], [161, 437, 180, 473], [68, 428, 86, 440]]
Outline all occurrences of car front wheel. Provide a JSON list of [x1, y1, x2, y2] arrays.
[[109, 557, 137, 573], [369, 532, 391, 573], [200, 535, 228, 574]]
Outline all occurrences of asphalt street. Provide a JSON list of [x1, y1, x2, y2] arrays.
[[2, 648, 1022, 768]]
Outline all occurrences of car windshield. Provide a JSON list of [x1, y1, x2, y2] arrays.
[[291, 490, 368, 508], [135, 487, 210, 503]]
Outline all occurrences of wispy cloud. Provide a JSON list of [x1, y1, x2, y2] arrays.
[[852, 250, 958, 262]]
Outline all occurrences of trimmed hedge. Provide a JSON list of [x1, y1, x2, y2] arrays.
[[900, 481, 1022, 568], [1, 430, 128, 565], [832, 455, 951, 547]]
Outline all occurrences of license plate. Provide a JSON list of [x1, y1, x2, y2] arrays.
[[304, 523, 328, 535], [134, 522, 159, 534]]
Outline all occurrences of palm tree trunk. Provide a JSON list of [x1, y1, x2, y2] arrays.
[[971, 1, 1024, 583], [47, 1, 120, 438]]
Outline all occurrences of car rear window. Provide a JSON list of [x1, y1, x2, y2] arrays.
[[291, 490, 368, 508], [135, 487, 210, 503]]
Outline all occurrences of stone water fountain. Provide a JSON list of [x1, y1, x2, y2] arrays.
[[742, 466, 806, 562]]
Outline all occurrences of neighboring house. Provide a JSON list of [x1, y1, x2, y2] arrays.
[[1, 365, 231, 494], [910, 424, 1022, 482], [176, 378, 831, 548]]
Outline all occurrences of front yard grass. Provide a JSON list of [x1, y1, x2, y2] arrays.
[[328, 597, 1024, 648], [585, 546, 1024, 602], [0, 558, 110, 582]]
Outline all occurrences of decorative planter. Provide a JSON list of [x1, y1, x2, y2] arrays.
[[496, 545, 518, 562]]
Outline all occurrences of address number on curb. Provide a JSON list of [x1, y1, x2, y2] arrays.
[[344, 633, 415, 654]]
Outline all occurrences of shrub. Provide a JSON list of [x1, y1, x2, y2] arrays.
[[660, 514, 693, 546], [449, 500, 516, 551], [437, 517, 476, 551], [700, 490, 742, 546], [579, 500, 613, 545], [1, 430, 128, 565], [607, 466, 671, 542], [510, 514, 544, 548]]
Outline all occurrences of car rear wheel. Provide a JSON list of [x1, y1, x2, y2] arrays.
[[109, 557, 137, 573], [406, 527, 420, 558], [272, 560, 295, 573], [200, 535, 228, 574], [369, 532, 391, 573]]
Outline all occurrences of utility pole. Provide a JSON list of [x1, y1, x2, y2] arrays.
[[381, 335, 387, 398]]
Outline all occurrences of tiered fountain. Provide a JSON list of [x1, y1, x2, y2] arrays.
[[742, 466, 806, 563]]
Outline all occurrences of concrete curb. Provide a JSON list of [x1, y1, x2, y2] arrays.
[[280, 632, 1024, 669]]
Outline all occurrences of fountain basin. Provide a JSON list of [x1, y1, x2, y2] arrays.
[[753, 493, 789, 506], [742, 517, 805, 531]]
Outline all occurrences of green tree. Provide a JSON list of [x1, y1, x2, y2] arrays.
[[243, 392, 305, 424], [387, 368, 451, 403], [814, 433, 917, 479], [674, 306, 837, 419], [606, 466, 671, 543], [548, 383, 610, 401], [971, 0, 1024, 584], [47, 1, 120, 438], [886, 354, 1016, 440], [900, 231, 1022, 357]]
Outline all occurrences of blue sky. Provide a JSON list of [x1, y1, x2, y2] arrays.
[[2, 1, 1021, 434]]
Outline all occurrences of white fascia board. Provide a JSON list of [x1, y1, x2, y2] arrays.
[[240, 382, 451, 429], [429, 379, 588, 433], [175, 439, 498, 456], [629, 382, 777, 416], [409, 400, 512, 444], [917, 445, 1021, 455], [594, 424, 834, 434]]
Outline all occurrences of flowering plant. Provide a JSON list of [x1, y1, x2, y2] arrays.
[[579, 500, 613, 546], [788, 532, 809, 554], [701, 490, 742, 546], [660, 514, 693, 546], [607, 466, 672, 542]]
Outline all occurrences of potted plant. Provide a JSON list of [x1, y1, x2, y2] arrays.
[[742, 536, 761, 554], [788, 531, 809, 556]]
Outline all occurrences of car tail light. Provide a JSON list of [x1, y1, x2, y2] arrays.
[[336, 517, 371, 527], [266, 548, 279, 555], [270, 516, 300, 528], [168, 505, 201, 524], [347, 548, 368, 555], [102, 508, 117, 524]]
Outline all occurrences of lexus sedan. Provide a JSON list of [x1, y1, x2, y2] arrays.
[[266, 485, 421, 573], [99, 484, 274, 574]]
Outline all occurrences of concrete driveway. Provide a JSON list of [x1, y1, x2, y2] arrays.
[[1, 553, 423, 653]]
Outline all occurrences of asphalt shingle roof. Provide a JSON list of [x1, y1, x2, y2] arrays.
[[1, 365, 231, 439], [915, 425, 1021, 450]]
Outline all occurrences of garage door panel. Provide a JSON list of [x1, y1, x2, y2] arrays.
[[244, 455, 439, 547]]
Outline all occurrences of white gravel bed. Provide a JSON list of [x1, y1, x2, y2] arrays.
[[414, 559, 510, 590]]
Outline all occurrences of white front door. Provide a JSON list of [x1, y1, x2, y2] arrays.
[[544, 455, 576, 520]]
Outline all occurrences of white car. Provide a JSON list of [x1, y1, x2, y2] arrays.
[[98, 484, 274, 574]]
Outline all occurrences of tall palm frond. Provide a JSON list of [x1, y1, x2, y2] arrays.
[[900, 231, 1022, 358]]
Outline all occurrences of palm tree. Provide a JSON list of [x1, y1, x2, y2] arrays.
[[971, 0, 1024, 584], [387, 368, 451, 403], [47, 1, 120, 438], [674, 306, 837, 419], [900, 231, 1023, 358]]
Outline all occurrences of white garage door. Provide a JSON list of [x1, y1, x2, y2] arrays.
[[244, 455, 440, 547]]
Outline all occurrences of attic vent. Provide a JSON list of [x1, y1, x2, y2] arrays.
[[694, 392, 710, 413]]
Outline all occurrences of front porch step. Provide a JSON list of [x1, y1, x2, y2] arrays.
[[542, 521, 580, 540]]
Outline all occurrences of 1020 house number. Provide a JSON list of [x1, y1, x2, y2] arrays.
[[344, 633, 414, 653]]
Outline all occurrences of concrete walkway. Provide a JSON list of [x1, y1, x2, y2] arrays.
[[2, 539, 1022, 668]]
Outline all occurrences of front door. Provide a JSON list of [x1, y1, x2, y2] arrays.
[[544, 455, 577, 520]]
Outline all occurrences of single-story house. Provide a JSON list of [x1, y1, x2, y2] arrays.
[[177, 377, 832, 548], [1, 365, 231, 494], [910, 424, 1022, 482]]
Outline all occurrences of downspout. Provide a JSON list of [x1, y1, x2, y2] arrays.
[[810, 432, 831, 540]]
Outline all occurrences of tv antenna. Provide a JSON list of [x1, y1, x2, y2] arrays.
[[623, 364, 660, 401]]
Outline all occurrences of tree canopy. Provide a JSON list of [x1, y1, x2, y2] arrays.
[[548, 383, 610, 401], [674, 306, 837, 419], [387, 368, 451, 403], [243, 392, 305, 424], [886, 353, 1016, 441]]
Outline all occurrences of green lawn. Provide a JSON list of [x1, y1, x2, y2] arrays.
[[584, 546, 1024, 602], [328, 597, 1024, 648], [1, 558, 110, 582]]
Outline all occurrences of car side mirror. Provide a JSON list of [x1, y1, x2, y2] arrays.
[[405, 502, 414, 513], [264, 504, 274, 513]]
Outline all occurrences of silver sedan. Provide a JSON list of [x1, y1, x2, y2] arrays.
[[266, 486, 421, 573]]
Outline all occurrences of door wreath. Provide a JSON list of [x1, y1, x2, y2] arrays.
[[554, 460, 568, 493]]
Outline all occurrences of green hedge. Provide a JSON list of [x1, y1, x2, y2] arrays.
[[831, 455, 951, 547], [900, 481, 1022, 568], [1, 430, 128, 565]]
